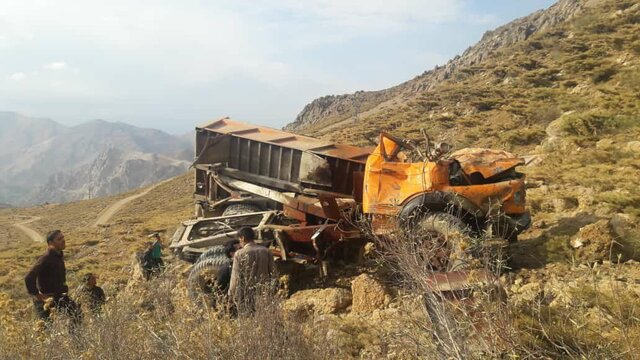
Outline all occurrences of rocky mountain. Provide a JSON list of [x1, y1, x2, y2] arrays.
[[30, 148, 189, 204], [0, 113, 193, 206], [0, 111, 66, 158], [285, 0, 639, 151], [285, 0, 586, 133]]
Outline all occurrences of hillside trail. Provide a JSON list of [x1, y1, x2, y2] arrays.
[[12, 216, 43, 242], [93, 179, 172, 226]]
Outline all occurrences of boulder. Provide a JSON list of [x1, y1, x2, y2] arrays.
[[570, 220, 624, 263], [610, 214, 640, 260], [351, 274, 390, 314], [283, 288, 352, 318], [541, 196, 579, 212]]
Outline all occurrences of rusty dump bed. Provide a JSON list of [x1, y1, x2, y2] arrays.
[[194, 118, 372, 198]]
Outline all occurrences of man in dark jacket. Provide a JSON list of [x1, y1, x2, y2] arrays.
[[78, 273, 106, 315], [25, 230, 82, 325]]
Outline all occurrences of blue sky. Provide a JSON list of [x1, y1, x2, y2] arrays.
[[0, 0, 556, 134]]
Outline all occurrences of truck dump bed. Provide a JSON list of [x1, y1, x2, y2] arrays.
[[193, 118, 372, 203]]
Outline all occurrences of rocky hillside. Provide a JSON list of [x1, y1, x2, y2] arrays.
[[30, 148, 189, 204], [0, 113, 193, 206], [288, 0, 640, 269], [287, 0, 585, 133], [286, 0, 639, 151]]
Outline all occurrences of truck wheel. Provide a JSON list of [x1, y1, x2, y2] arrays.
[[415, 212, 474, 272], [197, 245, 227, 263], [221, 203, 262, 216], [187, 256, 230, 299]]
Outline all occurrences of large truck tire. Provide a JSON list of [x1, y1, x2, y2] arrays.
[[197, 245, 227, 263], [221, 203, 262, 216], [187, 256, 230, 300], [415, 212, 474, 272]]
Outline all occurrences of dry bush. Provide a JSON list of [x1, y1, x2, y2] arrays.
[[0, 270, 340, 360], [367, 216, 520, 359], [366, 213, 640, 359]]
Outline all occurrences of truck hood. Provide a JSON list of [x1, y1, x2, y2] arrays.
[[450, 148, 524, 179]]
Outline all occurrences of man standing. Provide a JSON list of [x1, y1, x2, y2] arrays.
[[216, 239, 239, 296], [78, 273, 106, 315], [228, 227, 276, 313], [25, 230, 82, 325]]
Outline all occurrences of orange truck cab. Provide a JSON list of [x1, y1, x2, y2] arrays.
[[363, 133, 531, 241]]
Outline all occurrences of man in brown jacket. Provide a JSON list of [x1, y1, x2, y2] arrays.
[[25, 230, 82, 326], [228, 226, 276, 313]]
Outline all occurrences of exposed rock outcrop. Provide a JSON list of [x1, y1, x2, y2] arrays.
[[351, 274, 390, 314], [30, 147, 189, 204], [283, 288, 352, 318]]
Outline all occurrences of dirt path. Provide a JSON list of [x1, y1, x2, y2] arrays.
[[93, 179, 170, 226], [13, 216, 43, 242]]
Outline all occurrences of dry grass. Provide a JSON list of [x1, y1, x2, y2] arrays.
[[0, 173, 193, 306], [371, 220, 640, 359], [0, 268, 348, 360]]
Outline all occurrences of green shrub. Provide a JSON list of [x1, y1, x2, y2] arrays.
[[503, 127, 547, 146], [592, 66, 617, 83], [529, 105, 561, 124], [558, 112, 638, 137], [472, 99, 501, 111], [588, 23, 616, 34]]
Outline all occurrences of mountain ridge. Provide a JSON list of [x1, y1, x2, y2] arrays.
[[285, 0, 639, 154], [0, 112, 193, 206]]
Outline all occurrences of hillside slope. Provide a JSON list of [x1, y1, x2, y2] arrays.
[[287, 0, 639, 152], [288, 0, 640, 268]]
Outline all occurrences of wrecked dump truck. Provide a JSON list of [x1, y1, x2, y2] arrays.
[[170, 118, 530, 292]]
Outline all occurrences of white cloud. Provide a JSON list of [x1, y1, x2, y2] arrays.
[[0, 0, 513, 131], [43, 62, 67, 70], [9, 72, 26, 81], [235, 0, 465, 35]]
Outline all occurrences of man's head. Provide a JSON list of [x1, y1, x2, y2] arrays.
[[237, 226, 255, 247], [46, 230, 65, 251], [223, 240, 240, 259], [83, 273, 97, 287], [148, 232, 161, 242]]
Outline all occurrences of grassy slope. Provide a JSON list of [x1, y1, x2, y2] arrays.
[[0, 173, 193, 301], [1, 1, 636, 299]]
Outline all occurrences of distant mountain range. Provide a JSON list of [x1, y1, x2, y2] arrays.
[[0, 112, 193, 206]]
